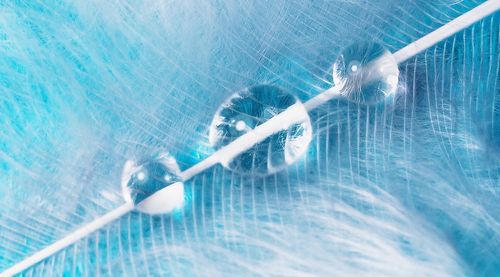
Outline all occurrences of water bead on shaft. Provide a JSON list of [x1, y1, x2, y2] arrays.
[[333, 42, 399, 105], [121, 153, 185, 214], [209, 85, 312, 175]]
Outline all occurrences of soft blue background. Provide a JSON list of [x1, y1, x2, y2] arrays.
[[0, 0, 498, 276]]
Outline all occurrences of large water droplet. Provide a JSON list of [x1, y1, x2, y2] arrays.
[[121, 153, 185, 214], [209, 85, 312, 175], [333, 42, 399, 105]]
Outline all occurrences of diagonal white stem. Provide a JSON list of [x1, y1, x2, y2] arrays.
[[1, 203, 134, 277], [393, 0, 500, 63], [2, 1, 498, 275]]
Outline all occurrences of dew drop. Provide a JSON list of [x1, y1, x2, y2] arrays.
[[121, 153, 185, 214], [333, 42, 399, 105], [209, 85, 312, 175]]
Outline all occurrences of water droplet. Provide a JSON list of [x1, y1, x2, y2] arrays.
[[333, 42, 399, 105], [121, 153, 185, 214], [209, 85, 312, 175]]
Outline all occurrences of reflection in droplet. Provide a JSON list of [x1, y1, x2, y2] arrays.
[[333, 42, 399, 105], [121, 153, 185, 214], [209, 85, 312, 175]]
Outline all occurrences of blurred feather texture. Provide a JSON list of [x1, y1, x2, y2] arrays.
[[0, 0, 498, 276]]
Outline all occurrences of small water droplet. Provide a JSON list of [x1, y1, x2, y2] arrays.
[[333, 42, 399, 105], [121, 153, 184, 214]]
